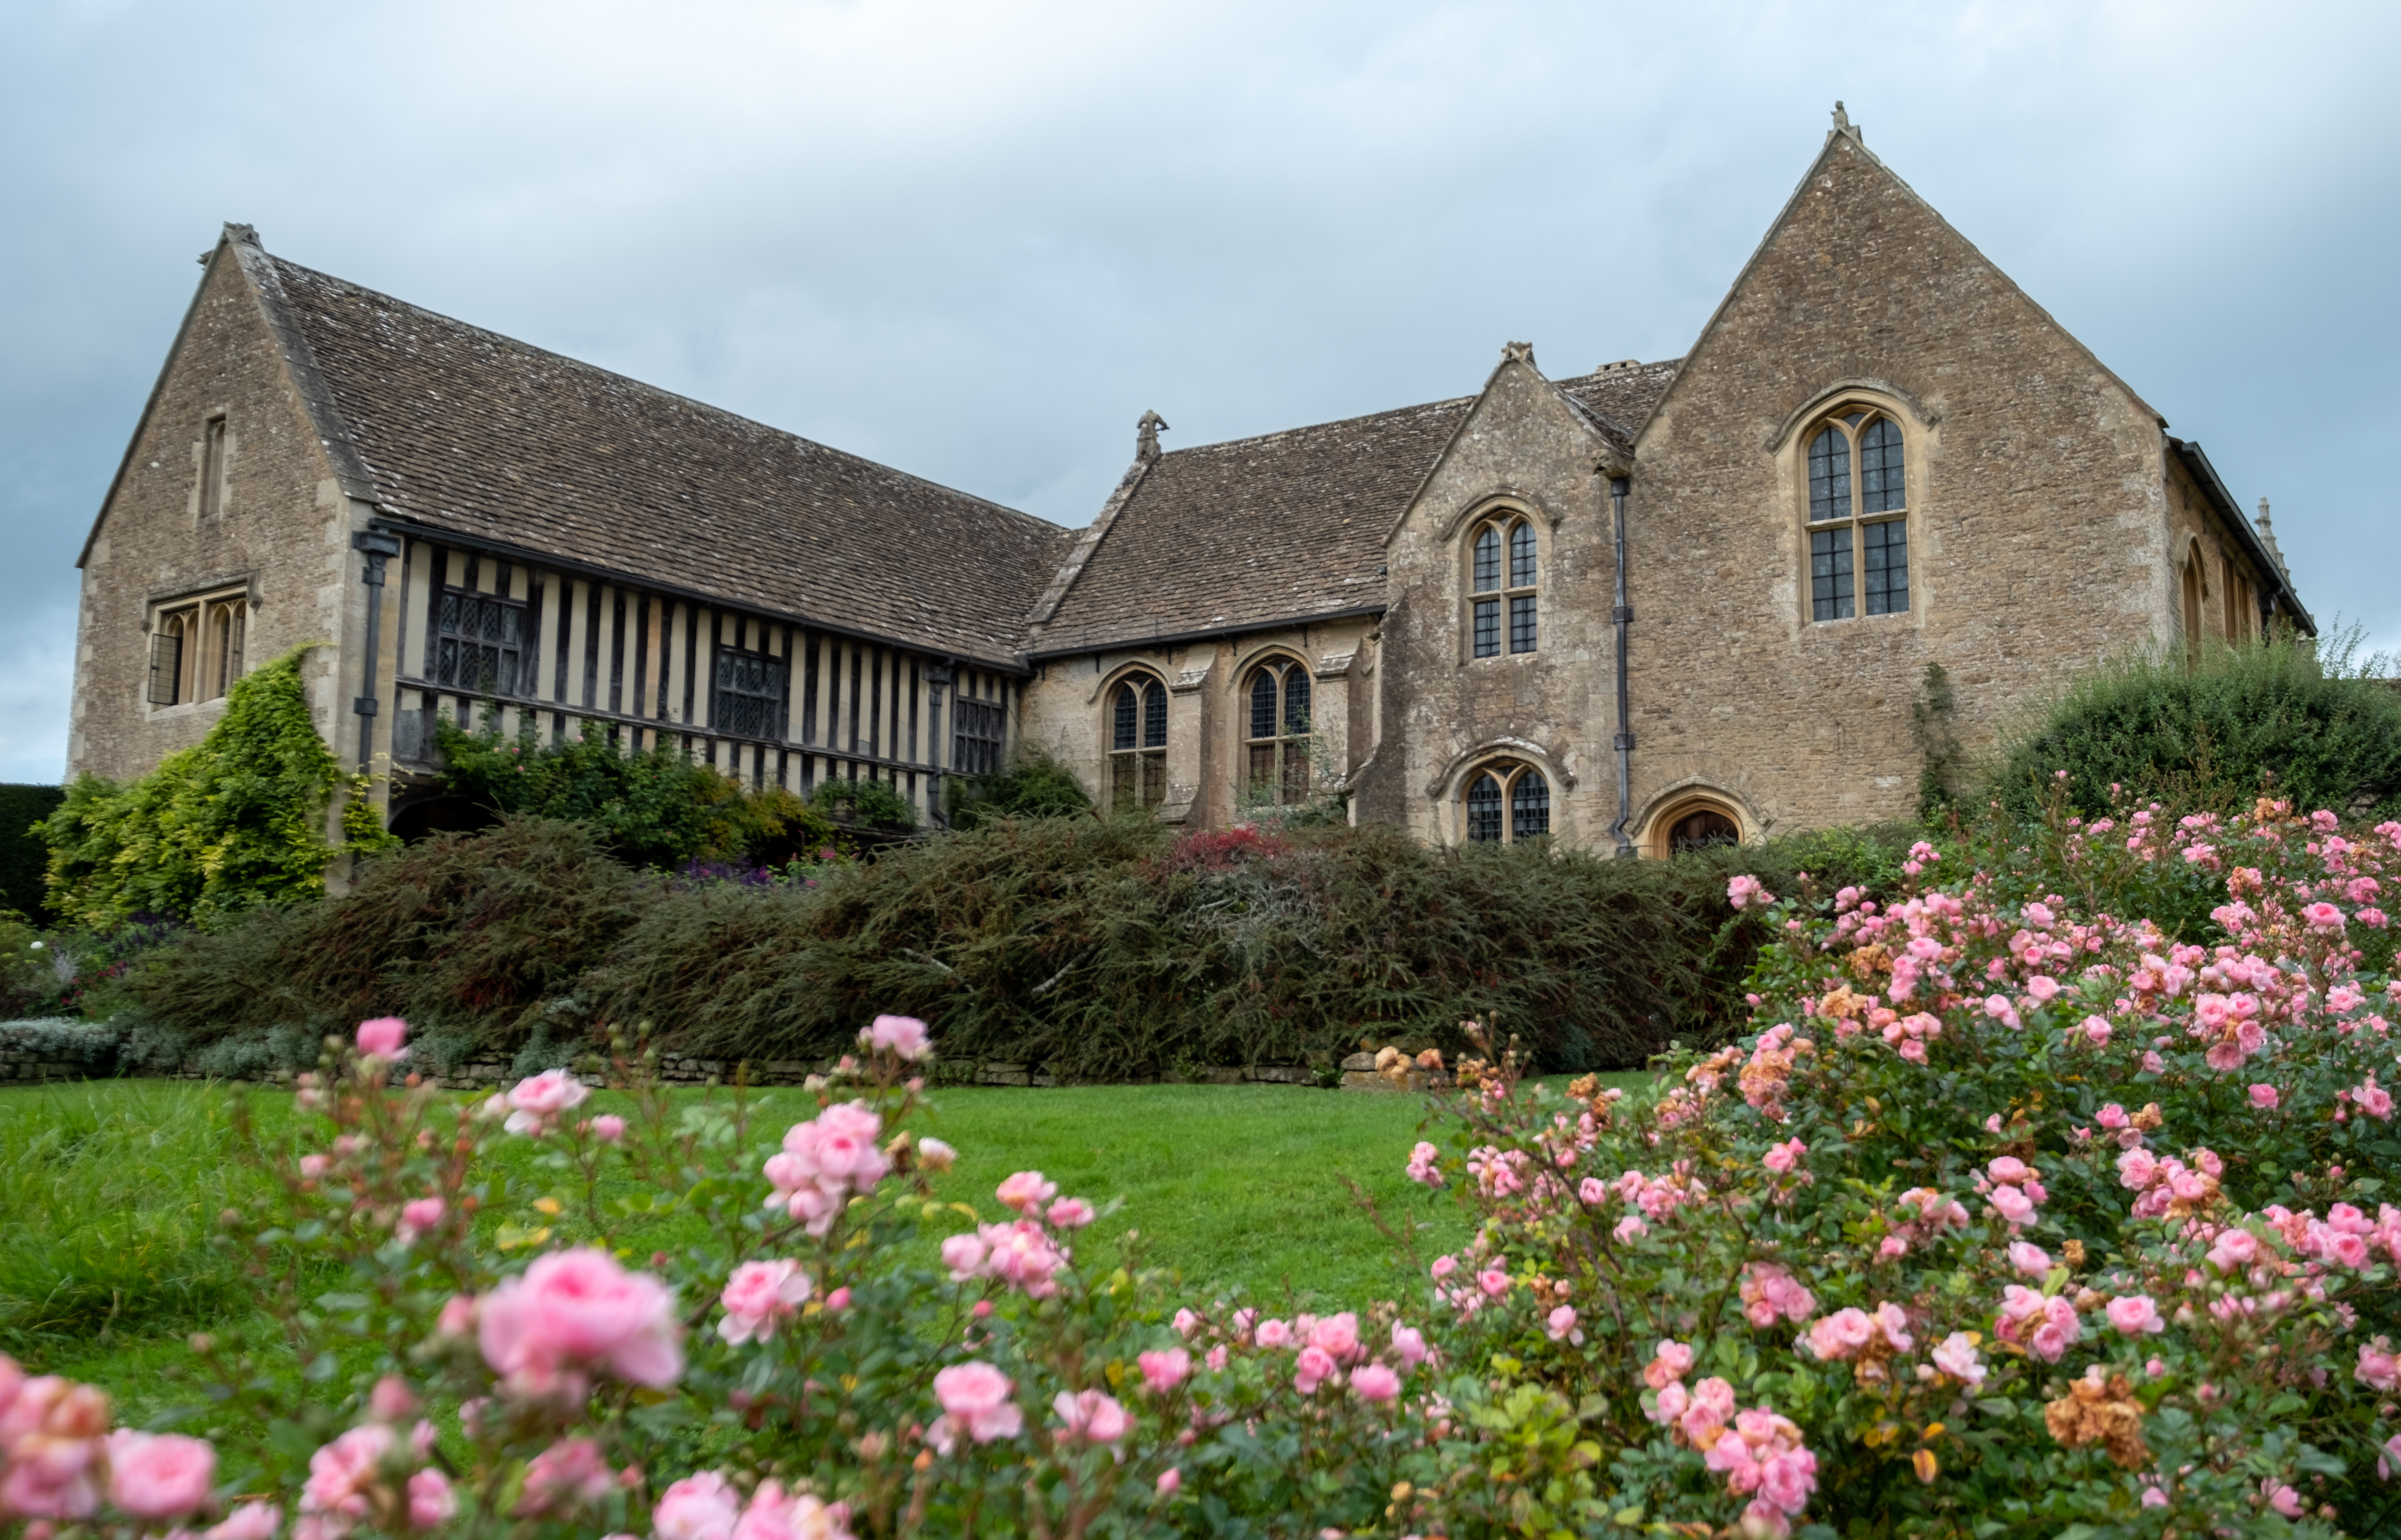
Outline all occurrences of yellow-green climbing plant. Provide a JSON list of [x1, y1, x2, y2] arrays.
[[41, 645, 398, 927]]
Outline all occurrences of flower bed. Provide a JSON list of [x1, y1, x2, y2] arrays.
[[2, 798, 2397, 1537]]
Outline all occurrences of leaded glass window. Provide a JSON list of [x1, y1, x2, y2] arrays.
[[1465, 773, 1504, 842], [1802, 409, 1908, 622], [713, 647, 788, 740], [954, 695, 1004, 777], [1108, 675, 1168, 811], [1467, 512, 1537, 658], [1462, 760, 1551, 844], [432, 587, 528, 695], [1244, 656, 1312, 805]]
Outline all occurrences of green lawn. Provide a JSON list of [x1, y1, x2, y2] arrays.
[[0, 1072, 1646, 1416]]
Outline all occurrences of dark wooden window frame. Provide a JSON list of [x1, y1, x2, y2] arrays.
[[1242, 655, 1313, 805], [1460, 759, 1551, 845], [1804, 407, 1910, 623], [1466, 512, 1539, 657]]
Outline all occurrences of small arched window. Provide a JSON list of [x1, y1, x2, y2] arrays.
[[1804, 409, 1908, 621], [1646, 795, 1743, 857], [1108, 674, 1168, 810], [1244, 656, 1312, 804], [1461, 760, 1550, 844], [1467, 512, 1538, 657]]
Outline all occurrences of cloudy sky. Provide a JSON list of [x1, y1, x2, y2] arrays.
[[3, 0, 2395, 783]]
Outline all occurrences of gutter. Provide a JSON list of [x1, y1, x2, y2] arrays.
[[1605, 475, 1636, 857], [1022, 604, 1389, 664], [2166, 439, 2316, 636]]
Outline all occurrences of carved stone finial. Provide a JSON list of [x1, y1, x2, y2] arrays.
[[1500, 341, 1535, 365], [223, 222, 261, 247], [1135, 409, 1169, 464], [1832, 101, 1849, 132], [2254, 497, 2288, 577]]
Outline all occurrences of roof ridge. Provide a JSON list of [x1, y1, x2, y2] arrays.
[[1149, 391, 1476, 460], [268, 255, 1065, 538]]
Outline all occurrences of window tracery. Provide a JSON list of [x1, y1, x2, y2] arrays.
[[1466, 511, 1538, 657], [1804, 408, 1909, 621], [1108, 672, 1168, 810], [1460, 759, 1550, 844]]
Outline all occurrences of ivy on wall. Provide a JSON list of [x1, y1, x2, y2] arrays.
[[42, 646, 397, 927]]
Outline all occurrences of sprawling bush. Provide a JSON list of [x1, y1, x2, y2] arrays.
[[946, 748, 1095, 830], [1980, 632, 2401, 826], [39, 648, 395, 928], [10, 789, 2397, 1540], [434, 718, 843, 869], [123, 818, 649, 1054]]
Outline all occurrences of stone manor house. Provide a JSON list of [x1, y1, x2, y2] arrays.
[[67, 112, 2312, 855]]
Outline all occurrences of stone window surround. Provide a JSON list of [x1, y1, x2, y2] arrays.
[[1639, 786, 1756, 859], [1238, 649, 1315, 806], [1098, 662, 1170, 812], [1456, 497, 1543, 663], [1458, 757, 1552, 845], [143, 581, 254, 714], [1777, 384, 1929, 629], [192, 410, 233, 529], [1426, 737, 1573, 847]]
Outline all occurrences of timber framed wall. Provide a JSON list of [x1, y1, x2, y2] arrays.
[[377, 528, 1022, 826]]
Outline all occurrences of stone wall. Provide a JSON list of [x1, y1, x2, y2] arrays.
[[68, 241, 355, 789]]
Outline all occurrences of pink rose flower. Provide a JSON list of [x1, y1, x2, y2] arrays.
[[1045, 1197, 1096, 1230], [1929, 1332, 1985, 1386], [514, 1438, 615, 1515], [1763, 1138, 1806, 1175], [589, 1114, 627, 1143], [2106, 1295, 2166, 1335], [2248, 1084, 2281, 1110], [2117, 1148, 2160, 1189], [932, 1362, 1021, 1446], [860, 1014, 933, 1061], [1171, 1307, 1200, 1337], [994, 1171, 1058, 1216], [2357, 1341, 2399, 1392], [478, 1247, 684, 1402], [1052, 1389, 1130, 1443], [407, 1468, 455, 1531], [1350, 1363, 1401, 1402], [396, 1197, 445, 1246], [1391, 1323, 1429, 1367], [731, 1480, 852, 1540], [354, 1018, 408, 1059], [655, 1472, 742, 1540], [300, 1424, 393, 1526], [1254, 1318, 1292, 1348], [1645, 1339, 1695, 1388], [1308, 1313, 1360, 1360], [1205, 1345, 1229, 1372], [1727, 875, 1764, 909], [1294, 1345, 1337, 1393], [2007, 1242, 2051, 1278], [940, 1233, 987, 1281], [1138, 1348, 1190, 1392], [1546, 1306, 1582, 1344], [503, 1069, 590, 1135], [1990, 1185, 2036, 1225], [105, 1430, 217, 1519], [915, 1135, 955, 1171], [1806, 1309, 1875, 1360], [717, 1260, 812, 1345], [1476, 1268, 1511, 1297], [208, 1504, 281, 1540], [1156, 1469, 1181, 1495]]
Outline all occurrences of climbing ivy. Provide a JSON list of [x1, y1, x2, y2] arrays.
[[41, 645, 397, 928]]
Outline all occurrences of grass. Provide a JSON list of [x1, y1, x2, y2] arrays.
[[0, 1072, 1651, 1419]]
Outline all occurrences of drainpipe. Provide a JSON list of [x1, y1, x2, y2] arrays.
[[351, 530, 402, 776], [1606, 475, 1636, 858]]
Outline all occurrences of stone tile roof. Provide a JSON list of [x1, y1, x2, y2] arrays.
[[257, 254, 1070, 669], [1029, 360, 1679, 656]]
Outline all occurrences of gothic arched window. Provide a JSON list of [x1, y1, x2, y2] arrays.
[[1244, 656, 1311, 804], [1108, 673, 1168, 810], [1461, 760, 1550, 844], [1804, 409, 1909, 621], [1646, 795, 1744, 857], [1467, 511, 1538, 657]]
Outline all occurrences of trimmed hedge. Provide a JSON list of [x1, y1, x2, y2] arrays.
[[127, 814, 1916, 1077]]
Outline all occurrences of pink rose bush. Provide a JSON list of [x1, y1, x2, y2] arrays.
[[1386, 793, 2401, 1535]]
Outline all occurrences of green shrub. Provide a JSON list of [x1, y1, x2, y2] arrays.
[[809, 773, 918, 831], [123, 816, 647, 1053], [1979, 629, 2401, 824], [946, 747, 1095, 829], [0, 784, 65, 924], [433, 717, 842, 867], [39, 647, 394, 928]]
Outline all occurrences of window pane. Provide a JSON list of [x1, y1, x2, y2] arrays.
[[1860, 418, 1904, 513], [1281, 742, 1309, 803], [1472, 525, 1500, 592], [1473, 598, 1500, 657], [1863, 519, 1909, 615], [1248, 742, 1276, 791], [1284, 669, 1310, 737], [1111, 753, 1136, 810], [1465, 774, 1503, 843], [1810, 527, 1855, 621], [1509, 521, 1536, 588], [148, 628, 183, 706], [1808, 426, 1850, 521], [436, 636, 459, 686], [1141, 751, 1167, 808], [1143, 683, 1167, 749], [1508, 595, 1536, 654], [1113, 683, 1138, 751], [1249, 670, 1277, 740], [714, 647, 789, 740], [1511, 770, 1550, 839]]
